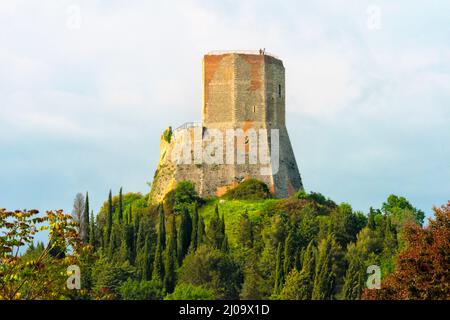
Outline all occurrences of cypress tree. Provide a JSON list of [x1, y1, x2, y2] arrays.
[[178, 208, 192, 264], [281, 240, 317, 301], [123, 222, 134, 264], [239, 209, 253, 247], [118, 187, 123, 223], [220, 212, 225, 237], [89, 211, 95, 248], [295, 247, 305, 271], [158, 205, 166, 251], [220, 212, 228, 252], [368, 207, 376, 229], [191, 204, 199, 251], [106, 190, 113, 246], [108, 223, 121, 259], [197, 215, 205, 246], [221, 233, 229, 252], [142, 235, 152, 280], [119, 239, 128, 263], [153, 206, 166, 282], [312, 235, 336, 300], [283, 232, 296, 277], [298, 241, 316, 299], [136, 218, 145, 253], [152, 238, 164, 283], [83, 192, 90, 243], [164, 215, 177, 293], [274, 242, 284, 295], [342, 248, 364, 300], [207, 205, 223, 249], [135, 220, 145, 279], [128, 204, 133, 224]]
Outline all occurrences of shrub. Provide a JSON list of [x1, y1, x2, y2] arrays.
[[164, 284, 214, 300], [119, 279, 164, 300], [162, 127, 172, 143], [178, 245, 243, 299], [164, 180, 202, 213], [296, 191, 336, 210], [223, 179, 271, 201]]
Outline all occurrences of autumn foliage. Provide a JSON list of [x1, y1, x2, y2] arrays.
[[364, 201, 450, 300], [0, 208, 89, 300]]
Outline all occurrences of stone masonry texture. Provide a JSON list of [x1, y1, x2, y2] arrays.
[[149, 52, 303, 203]]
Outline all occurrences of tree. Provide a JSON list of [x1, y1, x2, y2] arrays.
[[165, 283, 214, 300], [142, 236, 152, 281], [196, 215, 206, 247], [158, 205, 166, 251], [108, 223, 122, 259], [164, 180, 201, 214], [72, 193, 85, 235], [178, 245, 243, 299], [240, 254, 267, 300], [164, 216, 178, 293], [207, 205, 224, 249], [312, 235, 337, 300], [128, 204, 133, 224], [280, 269, 303, 300], [223, 179, 271, 200], [133, 215, 155, 281], [273, 242, 284, 295], [191, 205, 199, 251], [119, 279, 163, 300], [106, 190, 113, 246], [152, 207, 166, 283], [92, 255, 135, 298], [152, 239, 164, 283], [300, 241, 316, 298], [118, 239, 128, 263], [364, 202, 450, 300], [0, 209, 85, 300], [124, 222, 135, 264], [342, 242, 365, 300], [178, 208, 192, 264], [382, 194, 425, 226], [82, 192, 90, 243], [329, 203, 367, 247], [281, 240, 316, 300], [283, 232, 296, 277], [221, 234, 229, 253], [238, 210, 253, 248], [89, 211, 96, 248], [118, 187, 123, 223]]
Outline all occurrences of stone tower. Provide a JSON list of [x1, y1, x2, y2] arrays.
[[149, 51, 303, 203]]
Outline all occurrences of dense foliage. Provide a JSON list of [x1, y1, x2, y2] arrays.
[[363, 202, 450, 300], [222, 179, 271, 200], [2, 180, 447, 300]]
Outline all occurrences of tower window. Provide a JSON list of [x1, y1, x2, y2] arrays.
[[253, 106, 256, 113], [278, 84, 282, 98]]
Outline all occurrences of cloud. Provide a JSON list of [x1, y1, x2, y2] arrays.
[[0, 0, 449, 220]]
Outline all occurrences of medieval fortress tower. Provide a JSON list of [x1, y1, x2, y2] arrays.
[[149, 51, 303, 203]]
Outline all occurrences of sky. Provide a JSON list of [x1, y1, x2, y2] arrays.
[[1, 0, 449, 228]]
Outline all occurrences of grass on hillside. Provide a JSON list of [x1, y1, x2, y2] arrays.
[[198, 198, 280, 249]]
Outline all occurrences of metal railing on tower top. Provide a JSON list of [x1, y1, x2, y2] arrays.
[[206, 50, 279, 59], [174, 122, 202, 132]]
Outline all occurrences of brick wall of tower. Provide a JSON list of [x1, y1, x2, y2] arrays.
[[149, 52, 303, 204]]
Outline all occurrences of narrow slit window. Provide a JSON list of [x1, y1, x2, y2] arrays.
[[278, 84, 282, 98], [253, 105, 256, 113]]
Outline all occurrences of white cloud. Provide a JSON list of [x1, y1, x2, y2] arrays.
[[0, 0, 449, 215], [288, 51, 362, 117]]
